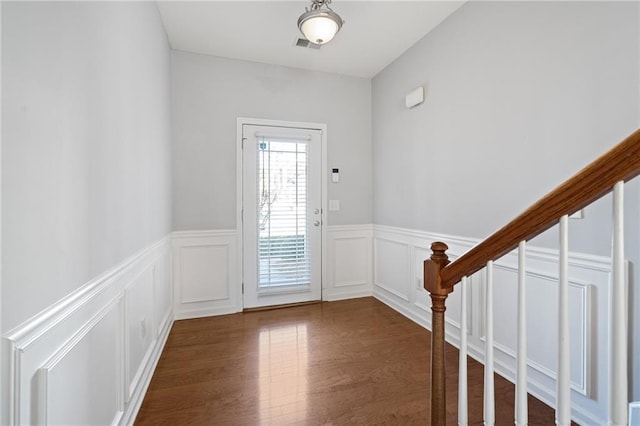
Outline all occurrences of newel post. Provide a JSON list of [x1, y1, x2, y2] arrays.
[[424, 242, 452, 425]]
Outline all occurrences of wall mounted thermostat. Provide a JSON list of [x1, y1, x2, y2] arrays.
[[332, 168, 339, 183]]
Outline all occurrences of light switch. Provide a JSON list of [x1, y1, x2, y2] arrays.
[[329, 200, 340, 211]]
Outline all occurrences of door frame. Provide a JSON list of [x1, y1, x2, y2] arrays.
[[236, 117, 328, 311]]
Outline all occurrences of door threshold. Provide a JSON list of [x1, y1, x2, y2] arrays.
[[243, 300, 323, 313]]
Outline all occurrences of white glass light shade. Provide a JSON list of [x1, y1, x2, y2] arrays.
[[298, 9, 343, 45]]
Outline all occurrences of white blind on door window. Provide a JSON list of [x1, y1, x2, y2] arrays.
[[257, 138, 311, 288]]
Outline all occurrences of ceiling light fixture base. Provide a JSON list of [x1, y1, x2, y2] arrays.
[[297, 0, 344, 45]]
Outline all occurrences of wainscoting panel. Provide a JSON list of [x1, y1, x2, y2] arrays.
[[125, 265, 157, 400], [154, 251, 172, 338], [374, 236, 411, 302], [179, 245, 230, 303], [372, 225, 617, 425], [412, 245, 432, 316], [491, 265, 590, 397], [172, 230, 238, 320], [325, 225, 373, 301], [2, 236, 172, 426], [374, 227, 476, 335], [38, 298, 122, 425]]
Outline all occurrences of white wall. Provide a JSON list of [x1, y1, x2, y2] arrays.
[[371, 1, 640, 400], [2, 1, 172, 333], [171, 50, 372, 230], [373, 1, 638, 244]]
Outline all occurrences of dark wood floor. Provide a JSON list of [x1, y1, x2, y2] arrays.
[[136, 297, 559, 425]]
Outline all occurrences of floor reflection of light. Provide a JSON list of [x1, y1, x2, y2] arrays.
[[258, 323, 308, 425]]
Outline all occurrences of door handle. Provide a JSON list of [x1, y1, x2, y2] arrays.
[[313, 220, 320, 227]]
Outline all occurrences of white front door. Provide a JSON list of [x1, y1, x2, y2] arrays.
[[242, 124, 322, 308]]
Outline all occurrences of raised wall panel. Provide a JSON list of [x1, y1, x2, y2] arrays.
[[325, 225, 373, 301], [179, 244, 230, 303], [172, 231, 238, 319], [441, 253, 462, 332], [492, 264, 590, 396], [413, 246, 431, 314], [38, 301, 121, 425], [334, 238, 368, 287], [126, 265, 157, 399], [154, 252, 172, 335], [374, 236, 410, 301]]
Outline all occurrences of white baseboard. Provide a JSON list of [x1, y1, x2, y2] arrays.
[[2, 236, 173, 426], [174, 305, 238, 321], [324, 288, 373, 301]]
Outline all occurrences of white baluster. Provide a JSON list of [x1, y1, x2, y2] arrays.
[[610, 181, 628, 426], [484, 261, 495, 426], [557, 215, 571, 426], [459, 276, 469, 426], [516, 241, 528, 425]]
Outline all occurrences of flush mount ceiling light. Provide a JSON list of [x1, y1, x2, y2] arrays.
[[297, 0, 344, 45]]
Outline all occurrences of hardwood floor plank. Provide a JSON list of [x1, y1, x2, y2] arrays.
[[136, 297, 561, 425]]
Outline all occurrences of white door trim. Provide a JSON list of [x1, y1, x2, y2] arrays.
[[236, 117, 328, 311]]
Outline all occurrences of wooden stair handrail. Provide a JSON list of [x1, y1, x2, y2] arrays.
[[440, 128, 640, 289], [425, 128, 640, 425]]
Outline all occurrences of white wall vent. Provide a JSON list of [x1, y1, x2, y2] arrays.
[[295, 38, 321, 50]]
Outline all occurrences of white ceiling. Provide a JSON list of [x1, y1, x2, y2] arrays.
[[157, 1, 466, 78]]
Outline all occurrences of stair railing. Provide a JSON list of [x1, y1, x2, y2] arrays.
[[424, 128, 640, 425]]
